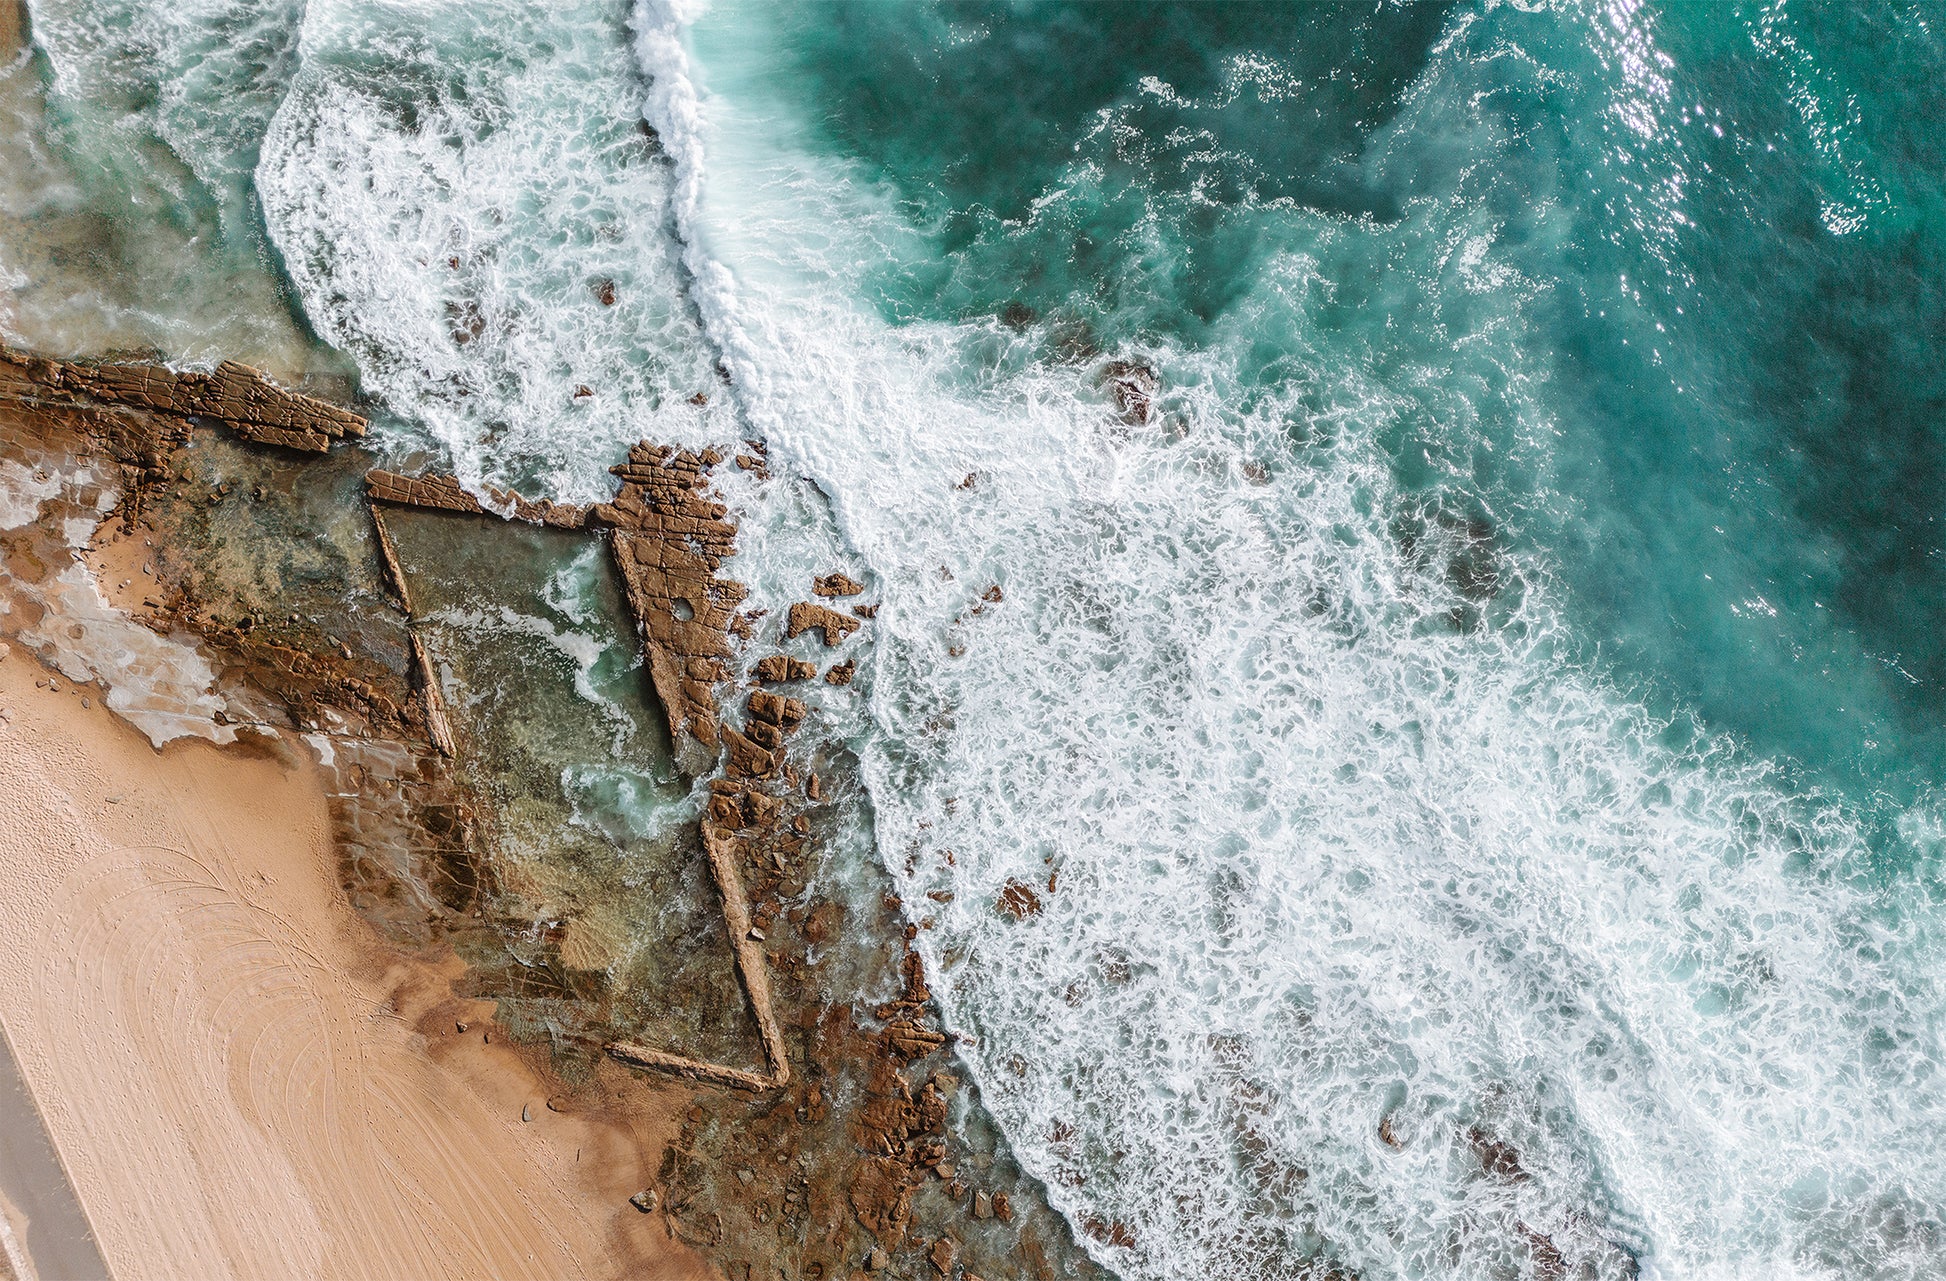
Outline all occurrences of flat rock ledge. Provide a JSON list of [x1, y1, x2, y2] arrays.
[[366, 469, 586, 530], [1, 345, 365, 452]]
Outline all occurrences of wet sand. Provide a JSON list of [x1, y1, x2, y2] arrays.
[[0, 647, 714, 1281]]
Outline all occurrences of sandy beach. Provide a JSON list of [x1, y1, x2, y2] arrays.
[[0, 647, 712, 1281]]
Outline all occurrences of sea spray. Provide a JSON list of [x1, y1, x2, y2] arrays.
[[5, 0, 324, 366]]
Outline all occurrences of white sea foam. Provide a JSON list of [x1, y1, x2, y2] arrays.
[[0, 459, 232, 747], [255, 0, 723, 503], [16, 0, 1940, 1274], [637, 4, 1946, 1277], [12, 0, 328, 368], [425, 603, 612, 698], [24, 0, 302, 195]]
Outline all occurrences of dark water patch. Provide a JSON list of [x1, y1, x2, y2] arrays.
[[747, 0, 1450, 338]]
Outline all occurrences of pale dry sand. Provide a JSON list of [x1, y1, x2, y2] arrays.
[[0, 649, 715, 1281]]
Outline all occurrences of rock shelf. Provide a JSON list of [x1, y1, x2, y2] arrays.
[[366, 469, 586, 530], [590, 443, 744, 759], [1, 345, 365, 452]]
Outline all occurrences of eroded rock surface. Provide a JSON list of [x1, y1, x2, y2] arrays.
[[592, 444, 744, 760], [367, 470, 586, 530], [753, 654, 817, 684], [814, 571, 864, 598], [787, 600, 862, 647], [2, 345, 365, 452]]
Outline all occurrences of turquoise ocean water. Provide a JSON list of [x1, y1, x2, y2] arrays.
[[8, 2, 1946, 1276]]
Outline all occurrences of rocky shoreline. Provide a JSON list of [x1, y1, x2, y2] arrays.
[[0, 343, 1101, 1281]]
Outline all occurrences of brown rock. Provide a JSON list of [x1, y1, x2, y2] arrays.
[[848, 1158, 914, 1243], [928, 1236, 958, 1278], [900, 951, 932, 1005], [992, 1191, 1013, 1223], [915, 1081, 948, 1133], [748, 690, 807, 729], [366, 470, 587, 530], [884, 1019, 947, 1063], [972, 1191, 993, 1220], [723, 723, 780, 780], [1083, 1218, 1138, 1248], [814, 572, 864, 598], [4, 348, 367, 452], [825, 660, 856, 686], [997, 879, 1043, 920], [787, 601, 861, 647], [588, 443, 749, 756], [741, 788, 782, 829], [593, 278, 617, 306], [1099, 359, 1159, 424], [754, 654, 817, 683], [799, 901, 838, 946]]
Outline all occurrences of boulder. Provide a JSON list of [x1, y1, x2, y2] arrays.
[[787, 601, 861, 646], [754, 654, 817, 683], [813, 572, 864, 598]]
